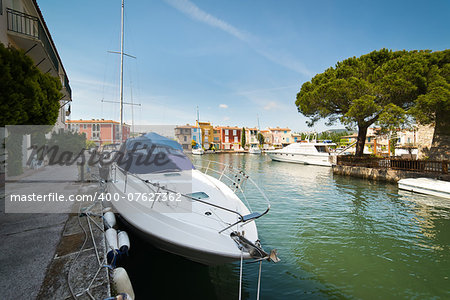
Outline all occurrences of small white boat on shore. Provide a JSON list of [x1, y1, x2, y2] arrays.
[[266, 142, 336, 167], [398, 177, 450, 199], [249, 147, 261, 154], [191, 148, 204, 155]]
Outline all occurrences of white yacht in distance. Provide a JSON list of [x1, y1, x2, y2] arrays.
[[249, 145, 261, 154], [266, 141, 336, 167]]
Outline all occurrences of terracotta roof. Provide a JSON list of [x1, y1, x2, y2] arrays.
[[268, 127, 291, 131], [217, 126, 241, 130], [67, 119, 129, 125]]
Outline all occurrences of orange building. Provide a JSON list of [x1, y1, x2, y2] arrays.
[[66, 119, 131, 146]]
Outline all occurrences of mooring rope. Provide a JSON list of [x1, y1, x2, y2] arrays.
[[257, 260, 262, 300], [239, 248, 243, 300]]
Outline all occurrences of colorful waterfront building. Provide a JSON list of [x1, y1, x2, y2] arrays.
[[196, 121, 214, 149], [174, 124, 193, 150], [212, 127, 221, 150], [292, 133, 302, 142], [260, 130, 273, 149], [66, 119, 130, 146], [192, 126, 202, 149], [217, 126, 242, 150], [268, 127, 292, 147], [245, 127, 259, 149]]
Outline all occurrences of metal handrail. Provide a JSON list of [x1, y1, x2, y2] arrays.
[[113, 165, 244, 219], [111, 160, 270, 234], [194, 160, 271, 219]]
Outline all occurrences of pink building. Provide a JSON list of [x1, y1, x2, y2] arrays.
[[66, 119, 130, 146]]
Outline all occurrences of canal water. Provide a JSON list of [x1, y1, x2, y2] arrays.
[[121, 153, 450, 299]]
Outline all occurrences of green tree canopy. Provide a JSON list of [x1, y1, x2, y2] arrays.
[[241, 127, 246, 149], [257, 132, 264, 146], [295, 49, 449, 156], [0, 43, 62, 127]]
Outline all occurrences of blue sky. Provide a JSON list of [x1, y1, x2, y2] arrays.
[[38, 0, 450, 132]]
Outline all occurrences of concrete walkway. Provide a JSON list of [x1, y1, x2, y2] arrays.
[[0, 165, 109, 299]]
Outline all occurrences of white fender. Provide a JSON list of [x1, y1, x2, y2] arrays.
[[114, 293, 133, 300], [118, 231, 130, 254], [103, 211, 116, 229], [113, 267, 135, 300], [105, 228, 118, 251]]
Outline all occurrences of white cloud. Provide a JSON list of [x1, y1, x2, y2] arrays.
[[236, 84, 299, 96], [165, 0, 248, 41], [223, 116, 230, 121], [219, 104, 228, 109], [165, 0, 311, 76], [263, 101, 279, 111]]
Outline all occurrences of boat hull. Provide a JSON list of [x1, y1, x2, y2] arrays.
[[249, 149, 261, 154], [118, 215, 249, 265], [398, 178, 450, 199], [107, 169, 258, 265], [267, 152, 332, 167]]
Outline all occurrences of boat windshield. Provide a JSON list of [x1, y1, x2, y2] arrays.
[[315, 145, 329, 153], [118, 136, 194, 174]]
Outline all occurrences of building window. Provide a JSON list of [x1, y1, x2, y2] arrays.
[[184, 136, 187, 142], [233, 130, 236, 135], [193, 136, 197, 141], [234, 136, 238, 143], [286, 138, 289, 143], [225, 136, 229, 143], [83, 124, 87, 129], [225, 129, 229, 135], [284, 131, 287, 133]]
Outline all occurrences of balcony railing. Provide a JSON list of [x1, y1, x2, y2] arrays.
[[63, 74, 72, 98], [6, 8, 59, 74], [336, 156, 449, 175]]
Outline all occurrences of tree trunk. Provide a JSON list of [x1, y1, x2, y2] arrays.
[[355, 125, 368, 157], [429, 111, 450, 160]]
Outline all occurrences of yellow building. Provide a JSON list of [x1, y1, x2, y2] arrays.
[[196, 121, 214, 149]]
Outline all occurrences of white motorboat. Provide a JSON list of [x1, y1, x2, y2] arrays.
[[106, 133, 276, 265], [249, 146, 262, 154], [398, 177, 450, 199], [266, 142, 336, 167], [191, 148, 204, 155]]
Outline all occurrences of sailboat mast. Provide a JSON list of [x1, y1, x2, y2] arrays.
[[119, 0, 124, 142], [257, 114, 260, 131], [196, 106, 201, 147]]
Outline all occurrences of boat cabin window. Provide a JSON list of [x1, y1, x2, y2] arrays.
[[315, 145, 329, 153], [120, 139, 194, 174], [186, 192, 209, 199]]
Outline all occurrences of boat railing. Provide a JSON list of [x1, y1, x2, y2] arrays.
[[197, 161, 270, 203], [111, 163, 270, 234], [194, 160, 271, 233]]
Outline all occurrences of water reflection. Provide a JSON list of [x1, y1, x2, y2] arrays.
[[125, 153, 450, 299]]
